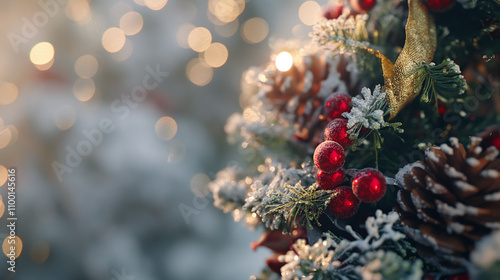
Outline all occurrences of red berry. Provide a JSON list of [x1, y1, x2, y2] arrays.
[[324, 119, 354, 149], [426, 0, 455, 12], [328, 186, 360, 218], [317, 169, 345, 190], [324, 93, 352, 121], [352, 168, 387, 203], [350, 0, 376, 13], [313, 141, 345, 173], [323, 4, 343, 20]]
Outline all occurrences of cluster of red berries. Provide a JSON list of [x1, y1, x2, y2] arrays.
[[322, 0, 455, 21], [314, 93, 387, 219], [323, 0, 376, 19]]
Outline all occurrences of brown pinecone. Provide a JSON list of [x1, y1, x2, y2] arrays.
[[257, 49, 359, 144], [395, 137, 500, 267]]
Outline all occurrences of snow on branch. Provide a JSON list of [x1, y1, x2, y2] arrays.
[[311, 13, 369, 54], [279, 210, 422, 280]]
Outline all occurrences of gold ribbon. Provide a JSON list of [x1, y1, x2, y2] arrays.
[[368, 0, 437, 119]]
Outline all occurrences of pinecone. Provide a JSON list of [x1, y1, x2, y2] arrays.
[[256, 48, 359, 144], [395, 137, 500, 268]]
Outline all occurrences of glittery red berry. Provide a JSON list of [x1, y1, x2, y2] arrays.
[[352, 168, 387, 203], [426, 0, 455, 12], [324, 119, 354, 149], [324, 93, 351, 121], [323, 4, 344, 19], [328, 186, 360, 219], [317, 169, 345, 190], [350, 0, 376, 13], [313, 141, 345, 173]]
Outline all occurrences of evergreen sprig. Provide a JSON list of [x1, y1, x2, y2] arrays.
[[358, 250, 423, 280], [342, 85, 403, 168], [263, 182, 332, 233], [279, 211, 423, 280], [311, 13, 370, 54], [413, 59, 467, 111]]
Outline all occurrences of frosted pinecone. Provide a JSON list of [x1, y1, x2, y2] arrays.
[[255, 45, 359, 144], [394, 137, 500, 270]]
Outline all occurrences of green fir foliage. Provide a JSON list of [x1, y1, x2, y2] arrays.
[[263, 182, 332, 233]]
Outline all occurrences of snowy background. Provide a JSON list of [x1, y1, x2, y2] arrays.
[[0, 0, 327, 279]]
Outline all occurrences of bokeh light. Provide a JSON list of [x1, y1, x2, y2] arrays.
[[120, 11, 144, 36], [30, 241, 50, 264], [133, 0, 145, 6], [54, 105, 77, 130], [0, 165, 8, 186], [275, 51, 293, 72], [190, 173, 211, 197], [208, 0, 245, 23], [241, 17, 268, 44], [0, 195, 4, 219], [73, 78, 96, 102], [66, 0, 91, 22], [145, 0, 168, 11], [299, 1, 322, 26], [30, 42, 55, 66], [203, 43, 228, 68], [0, 82, 18, 105], [2, 235, 23, 259], [35, 58, 55, 71], [188, 27, 212, 52], [102, 27, 126, 53], [0, 128, 12, 150], [111, 38, 134, 62], [186, 58, 213, 86], [75, 55, 98, 78], [155, 116, 178, 141]]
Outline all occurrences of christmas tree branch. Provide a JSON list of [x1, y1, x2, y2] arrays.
[[311, 13, 371, 54], [279, 211, 423, 280], [263, 182, 332, 233], [342, 85, 403, 160], [413, 59, 467, 111]]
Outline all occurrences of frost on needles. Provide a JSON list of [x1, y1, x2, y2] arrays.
[[278, 210, 422, 280], [243, 162, 332, 233], [342, 85, 403, 149]]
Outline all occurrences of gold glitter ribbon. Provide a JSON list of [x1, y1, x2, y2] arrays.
[[365, 0, 437, 119]]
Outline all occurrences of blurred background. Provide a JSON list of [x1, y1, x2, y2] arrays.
[[0, 0, 327, 279]]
